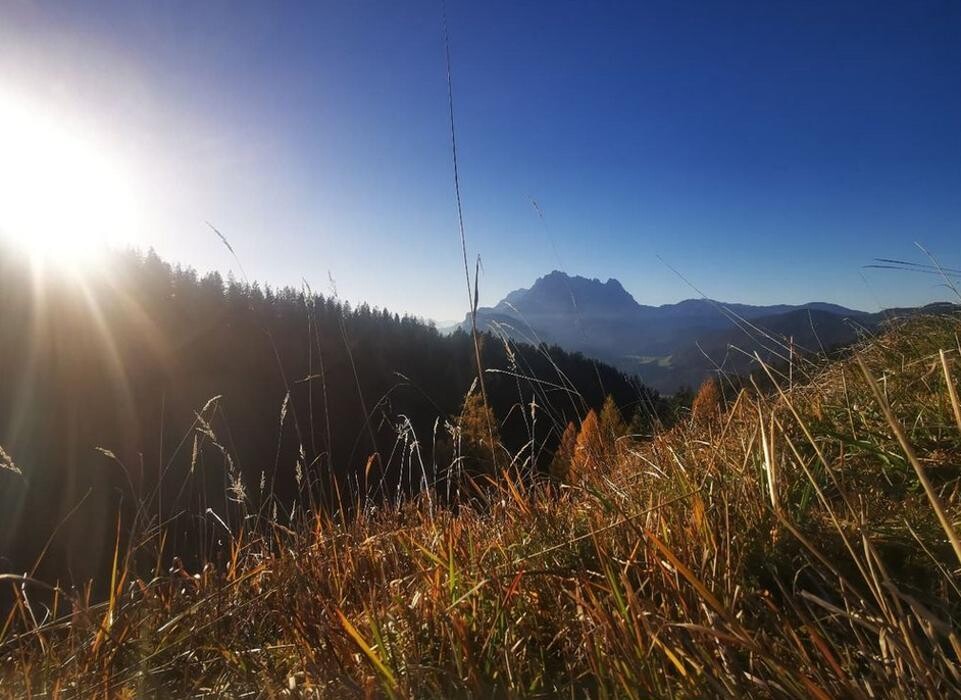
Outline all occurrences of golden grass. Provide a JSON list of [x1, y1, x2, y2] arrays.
[[2, 315, 960, 697]]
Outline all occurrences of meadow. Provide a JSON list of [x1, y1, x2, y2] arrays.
[[2, 312, 959, 697]]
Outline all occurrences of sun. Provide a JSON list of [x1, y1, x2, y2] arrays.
[[0, 90, 142, 270]]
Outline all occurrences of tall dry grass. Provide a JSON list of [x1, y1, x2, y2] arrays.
[[2, 314, 960, 697]]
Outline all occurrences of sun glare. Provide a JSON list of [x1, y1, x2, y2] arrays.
[[0, 90, 141, 271]]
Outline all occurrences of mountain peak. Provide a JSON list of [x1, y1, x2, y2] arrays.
[[510, 271, 640, 313], [466, 270, 887, 392]]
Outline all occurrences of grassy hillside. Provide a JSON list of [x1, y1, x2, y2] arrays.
[[3, 314, 961, 697], [0, 246, 655, 594]]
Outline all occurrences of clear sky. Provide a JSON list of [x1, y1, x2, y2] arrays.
[[1, 1, 959, 321]]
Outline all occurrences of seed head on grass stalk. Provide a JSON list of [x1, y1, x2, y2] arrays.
[[443, 8, 497, 471]]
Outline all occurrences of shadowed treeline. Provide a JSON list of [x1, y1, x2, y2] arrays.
[[3, 303, 959, 695], [0, 244, 665, 593]]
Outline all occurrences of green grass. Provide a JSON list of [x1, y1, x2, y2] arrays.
[[2, 315, 961, 697]]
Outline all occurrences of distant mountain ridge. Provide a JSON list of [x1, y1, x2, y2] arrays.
[[492, 270, 864, 319], [459, 271, 902, 392]]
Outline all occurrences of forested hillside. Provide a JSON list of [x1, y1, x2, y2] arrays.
[[0, 245, 662, 590], [4, 301, 959, 697]]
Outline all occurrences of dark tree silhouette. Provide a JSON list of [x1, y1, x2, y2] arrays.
[[0, 244, 666, 593]]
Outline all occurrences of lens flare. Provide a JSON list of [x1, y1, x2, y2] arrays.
[[0, 89, 142, 270]]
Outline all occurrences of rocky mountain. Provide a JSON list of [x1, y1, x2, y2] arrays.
[[460, 271, 888, 392]]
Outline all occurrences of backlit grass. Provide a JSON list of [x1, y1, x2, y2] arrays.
[[2, 315, 960, 697]]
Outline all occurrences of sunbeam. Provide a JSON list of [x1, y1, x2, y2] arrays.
[[0, 89, 142, 270]]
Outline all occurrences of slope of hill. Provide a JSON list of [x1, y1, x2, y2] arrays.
[[0, 246, 657, 595], [463, 271, 877, 390], [632, 307, 876, 390], [4, 312, 959, 696]]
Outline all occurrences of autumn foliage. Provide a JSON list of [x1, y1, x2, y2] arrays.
[[691, 376, 723, 423], [457, 390, 500, 475], [568, 409, 602, 482], [550, 396, 629, 484]]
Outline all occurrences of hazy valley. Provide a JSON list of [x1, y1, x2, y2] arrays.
[[460, 270, 948, 391]]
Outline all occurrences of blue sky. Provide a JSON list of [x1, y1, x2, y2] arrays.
[[1, 1, 959, 320]]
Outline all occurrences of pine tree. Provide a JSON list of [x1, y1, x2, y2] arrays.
[[598, 395, 627, 443], [627, 408, 652, 438], [691, 376, 723, 423], [570, 409, 603, 482], [670, 385, 695, 422], [458, 391, 500, 475], [550, 421, 577, 482]]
